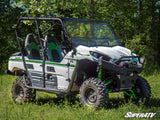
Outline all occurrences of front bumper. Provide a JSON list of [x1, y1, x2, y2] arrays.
[[98, 56, 144, 75], [99, 56, 144, 90]]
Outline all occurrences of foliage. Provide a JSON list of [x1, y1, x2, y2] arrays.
[[0, 0, 22, 66], [11, 0, 160, 64], [1, 0, 160, 64]]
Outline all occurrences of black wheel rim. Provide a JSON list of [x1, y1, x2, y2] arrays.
[[126, 85, 147, 104], [14, 86, 24, 102], [85, 87, 97, 105], [134, 87, 146, 104]]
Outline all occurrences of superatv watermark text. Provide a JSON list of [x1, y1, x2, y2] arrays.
[[124, 112, 156, 118]]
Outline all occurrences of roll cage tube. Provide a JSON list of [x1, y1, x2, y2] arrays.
[[15, 17, 73, 87]]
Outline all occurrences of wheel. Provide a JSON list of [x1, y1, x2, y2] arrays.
[[11, 77, 36, 104], [124, 76, 151, 104], [79, 78, 108, 108]]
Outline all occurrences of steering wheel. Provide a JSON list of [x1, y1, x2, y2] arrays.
[[99, 41, 109, 46]]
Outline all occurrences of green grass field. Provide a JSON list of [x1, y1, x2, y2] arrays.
[[0, 71, 160, 120]]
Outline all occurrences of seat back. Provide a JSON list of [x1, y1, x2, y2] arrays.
[[25, 33, 41, 60], [45, 34, 62, 62]]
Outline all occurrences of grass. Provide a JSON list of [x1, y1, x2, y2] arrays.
[[0, 71, 160, 120]]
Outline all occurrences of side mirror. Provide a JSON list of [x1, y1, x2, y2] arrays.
[[73, 48, 77, 54], [72, 47, 77, 58], [72, 42, 77, 57]]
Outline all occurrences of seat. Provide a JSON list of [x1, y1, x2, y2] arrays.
[[45, 34, 63, 62], [25, 33, 41, 60]]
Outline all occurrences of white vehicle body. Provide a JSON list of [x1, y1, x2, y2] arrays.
[[8, 44, 134, 91]]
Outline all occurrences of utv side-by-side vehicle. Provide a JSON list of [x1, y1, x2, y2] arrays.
[[7, 17, 151, 108]]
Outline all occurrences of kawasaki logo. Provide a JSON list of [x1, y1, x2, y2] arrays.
[[124, 112, 156, 118]]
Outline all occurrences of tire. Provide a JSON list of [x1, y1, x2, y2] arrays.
[[79, 77, 108, 108], [11, 77, 36, 104], [124, 76, 151, 104]]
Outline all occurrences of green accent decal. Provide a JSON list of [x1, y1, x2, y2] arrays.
[[70, 65, 75, 67], [9, 59, 75, 67], [9, 59, 22, 61], [77, 52, 90, 56], [45, 61, 66, 66], [26, 60, 42, 63]]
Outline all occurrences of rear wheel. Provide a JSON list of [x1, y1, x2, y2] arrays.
[[79, 78, 108, 108], [124, 76, 151, 104], [11, 77, 36, 104]]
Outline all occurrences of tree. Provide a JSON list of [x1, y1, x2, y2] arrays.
[[0, 0, 22, 70], [10, 0, 160, 64]]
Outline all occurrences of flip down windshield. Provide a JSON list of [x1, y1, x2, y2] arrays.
[[64, 19, 121, 47]]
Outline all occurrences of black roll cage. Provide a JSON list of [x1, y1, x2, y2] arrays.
[[15, 17, 73, 89], [14, 17, 124, 94]]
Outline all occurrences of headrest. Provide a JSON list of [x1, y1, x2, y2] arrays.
[[25, 33, 36, 47], [45, 34, 57, 44]]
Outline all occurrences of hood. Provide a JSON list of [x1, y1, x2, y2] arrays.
[[90, 46, 132, 59], [76, 45, 132, 59]]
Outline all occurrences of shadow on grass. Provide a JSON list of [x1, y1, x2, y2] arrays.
[[34, 96, 126, 109], [145, 98, 160, 108], [107, 98, 125, 109], [33, 96, 160, 109], [106, 97, 160, 109], [34, 96, 79, 106]]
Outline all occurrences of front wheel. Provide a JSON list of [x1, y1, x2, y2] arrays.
[[124, 76, 151, 104], [79, 78, 108, 108]]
